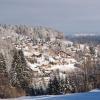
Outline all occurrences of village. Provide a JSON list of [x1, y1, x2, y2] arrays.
[[12, 34, 100, 88]]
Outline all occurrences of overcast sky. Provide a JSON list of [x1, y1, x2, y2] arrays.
[[0, 0, 100, 34]]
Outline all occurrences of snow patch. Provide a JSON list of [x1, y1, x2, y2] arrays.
[[90, 89, 100, 92], [49, 64, 77, 72]]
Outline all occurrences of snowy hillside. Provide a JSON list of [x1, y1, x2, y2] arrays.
[[0, 25, 100, 99], [3, 89, 100, 100]]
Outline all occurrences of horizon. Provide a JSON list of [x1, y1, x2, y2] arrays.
[[0, 0, 100, 34]]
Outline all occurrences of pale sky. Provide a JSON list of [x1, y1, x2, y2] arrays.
[[0, 0, 100, 34]]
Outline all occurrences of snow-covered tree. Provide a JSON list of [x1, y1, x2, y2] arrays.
[[0, 53, 10, 98], [47, 76, 60, 95], [9, 49, 33, 94], [0, 53, 7, 73]]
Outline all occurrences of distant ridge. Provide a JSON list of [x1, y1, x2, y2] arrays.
[[75, 32, 100, 36]]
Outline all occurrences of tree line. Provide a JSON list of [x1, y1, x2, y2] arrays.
[[0, 48, 100, 98]]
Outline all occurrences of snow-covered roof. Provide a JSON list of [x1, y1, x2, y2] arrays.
[[24, 51, 32, 57], [62, 40, 73, 45], [33, 51, 41, 56], [27, 62, 39, 69], [49, 57, 55, 62], [40, 60, 49, 65], [49, 64, 77, 72], [27, 62, 42, 74]]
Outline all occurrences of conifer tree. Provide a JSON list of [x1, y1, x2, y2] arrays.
[[0, 53, 7, 73], [39, 86, 44, 95], [47, 78, 53, 95], [10, 49, 33, 94], [53, 76, 60, 95], [0, 53, 10, 98], [0, 53, 8, 85], [47, 76, 60, 95], [60, 78, 65, 94], [64, 76, 71, 93]]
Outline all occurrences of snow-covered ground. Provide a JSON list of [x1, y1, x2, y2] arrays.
[[2, 89, 100, 100]]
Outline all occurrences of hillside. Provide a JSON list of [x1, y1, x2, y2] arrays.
[[3, 89, 100, 100], [0, 25, 100, 98]]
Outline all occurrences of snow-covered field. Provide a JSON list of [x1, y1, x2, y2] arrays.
[[2, 89, 100, 100]]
